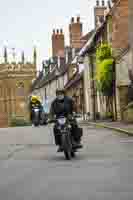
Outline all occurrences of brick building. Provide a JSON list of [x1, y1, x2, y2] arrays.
[[75, 0, 130, 121], [108, 0, 130, 121]]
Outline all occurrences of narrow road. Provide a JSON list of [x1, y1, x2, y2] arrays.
[[0, 124, 133, 200]]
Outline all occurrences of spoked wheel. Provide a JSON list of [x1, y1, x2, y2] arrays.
[[62, 134, 72, 160]]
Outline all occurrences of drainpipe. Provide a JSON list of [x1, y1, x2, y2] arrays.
[[90, 54, 96, 121]]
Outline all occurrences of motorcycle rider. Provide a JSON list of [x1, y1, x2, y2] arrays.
[[29, 95, 43, 123], [50, 89, 83, 152]]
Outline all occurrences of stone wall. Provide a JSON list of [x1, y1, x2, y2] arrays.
[[83, 56, 96, 118], [117, 86, 128, 120], [116, 49, 131, 86], [123, 106, 133, 123]]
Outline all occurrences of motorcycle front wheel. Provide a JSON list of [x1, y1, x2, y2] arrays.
[[61, 134, 72, 160], [33, 117, 39, 127]]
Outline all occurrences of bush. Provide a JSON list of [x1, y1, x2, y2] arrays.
[[96, 58, 114, 95], [95, 43, 114, 96], [96, 43, 112, 61], [106, 112, 113, 119], [10, 116, 31, 127]]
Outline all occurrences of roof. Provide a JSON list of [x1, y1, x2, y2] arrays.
[[79, 22, 107, 57], [75, 6, 120, 59], [40, 64, 68, 87], [81, 30, 95, 44], [71, 31, 96, 64], [71, 30, 96, 64], [31, 62, 68, 90], [30, 71, 44, 91]]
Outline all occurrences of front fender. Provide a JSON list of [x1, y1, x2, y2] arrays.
[[61, 133, 72, 151]]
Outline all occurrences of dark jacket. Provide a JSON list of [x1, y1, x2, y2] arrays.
[[50, 96, 74, 118]]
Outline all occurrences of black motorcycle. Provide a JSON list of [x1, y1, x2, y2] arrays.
[[55, 116, 76, 160], [32, 106, 40, 127], [40, 112, 48, 126]]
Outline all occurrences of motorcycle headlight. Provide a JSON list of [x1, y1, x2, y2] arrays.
[[58, 118, 66, 125], [68, 124, 72, 129], [34, 108, 39, 112]]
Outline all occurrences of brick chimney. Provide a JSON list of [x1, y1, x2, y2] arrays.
[[111, 0, 128, 50], [69, 16, 83, 49], [94, 0, 107, 28], [52, 29, 65, 58], [129, 0, 133, 48]]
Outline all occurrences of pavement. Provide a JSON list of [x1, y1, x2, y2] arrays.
[[79, 120, 133, 135], [0, 125, 133, 199]]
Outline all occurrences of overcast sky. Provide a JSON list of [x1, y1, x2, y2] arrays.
[[0, 0, 107, 69]]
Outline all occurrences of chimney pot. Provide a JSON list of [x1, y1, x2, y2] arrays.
[[107, 0, 111, 9], [53, 29, 55, 34], [96, 0, 99, 6], [102, 0, 105, 6], [57, 29, 59, 34], [60, 29, 63, 34], [71, 17, 74, 23], [77, 16, 80, 23]]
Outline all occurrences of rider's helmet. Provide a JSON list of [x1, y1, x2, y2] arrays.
[[56, 88, 65, 96], [31, 95, 41, 103], [56, 88, 65, 101]]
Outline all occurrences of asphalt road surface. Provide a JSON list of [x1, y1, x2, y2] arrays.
[[0, 124, 133, 200]]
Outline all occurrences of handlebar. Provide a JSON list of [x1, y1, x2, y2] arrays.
[[48, 119, 56, 124]]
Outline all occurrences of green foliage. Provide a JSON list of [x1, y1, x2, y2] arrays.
[[96, 58, 114, 94], [10, 116, 31, 127], [95, 43, 114, 96], [106, 112, 113, 119], [96, 43, 112, 61]]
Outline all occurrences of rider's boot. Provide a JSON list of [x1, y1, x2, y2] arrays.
[[57, 146, 63, 152], [73, 140, 83, 149]]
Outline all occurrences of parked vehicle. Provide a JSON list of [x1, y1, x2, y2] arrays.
[[32, 106, 40, 127]]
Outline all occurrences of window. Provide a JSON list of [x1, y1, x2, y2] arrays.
[[16, 82, 25, 96]]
